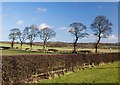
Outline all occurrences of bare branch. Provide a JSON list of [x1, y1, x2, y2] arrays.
[[90, 15, 113, 53]]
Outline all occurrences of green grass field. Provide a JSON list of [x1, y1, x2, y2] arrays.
[[0, 43, 118, 55], [34, 61, 119, 84], [1, 43, 118, 55]]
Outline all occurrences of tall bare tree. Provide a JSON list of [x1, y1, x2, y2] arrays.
[[69, 22, 88, 53], [39, 27, 56, 49], [91, 16, 112, 53], [24, 24, 39, 50], [17, 30, 26, 50], [9, 28, 20, 48]]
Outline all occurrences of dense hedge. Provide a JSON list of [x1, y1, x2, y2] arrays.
[[2, 53, 119, 85]]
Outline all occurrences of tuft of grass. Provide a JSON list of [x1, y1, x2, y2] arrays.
[[35, 61, 119, 84]]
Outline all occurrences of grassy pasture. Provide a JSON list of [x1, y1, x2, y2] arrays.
[[1, 43, 72, 51], [35, 61, 119, 83], [1, 43, 118, 55], [1, 43, 42, 49]]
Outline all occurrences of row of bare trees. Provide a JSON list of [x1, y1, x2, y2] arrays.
[[9, 15, 112, 53], [9, 25, 56, 50]]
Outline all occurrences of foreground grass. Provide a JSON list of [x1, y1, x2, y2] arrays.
[[34, 61, 119, 84]]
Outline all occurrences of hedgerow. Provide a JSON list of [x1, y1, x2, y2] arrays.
[[2, 53, 119, 85]]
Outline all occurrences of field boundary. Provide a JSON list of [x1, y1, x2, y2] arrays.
[[2, 52, 119, 84]]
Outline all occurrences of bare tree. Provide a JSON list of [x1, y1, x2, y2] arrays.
[[24, 24, 39, 50], [17, 30, 26, 50], [69, 22, 88, 53], [9, 28, 20, 48], [39, 27, 56, 49], [91, 16, 112, 53]]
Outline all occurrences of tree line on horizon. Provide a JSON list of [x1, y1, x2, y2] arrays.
[[9, 15, 112, 53]]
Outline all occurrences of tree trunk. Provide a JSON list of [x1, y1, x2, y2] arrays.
[[73, 43, 76, 53], [43, 40, 47, 49], [95, 36, 101, 53], [73, 37, 78, 53], [30, 42, 33, 51], [11, 39, 14, 49], [20, 41, 23, 50]]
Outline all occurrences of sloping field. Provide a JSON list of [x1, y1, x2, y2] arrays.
[[38, 61, 119, 83]]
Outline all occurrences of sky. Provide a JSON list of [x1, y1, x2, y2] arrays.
[[1, 0, 119, 2], [1, 2, 119, 43]]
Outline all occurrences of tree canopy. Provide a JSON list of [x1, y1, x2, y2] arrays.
[[69, 22, 88, 53], [39, 27, 56, 49], [91, 16, 112, 53]]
